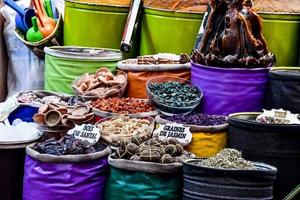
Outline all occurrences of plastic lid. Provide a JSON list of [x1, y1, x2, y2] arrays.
[[44, 46, 123, 61]]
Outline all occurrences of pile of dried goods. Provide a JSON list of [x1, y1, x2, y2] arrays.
[[114, 136, 192, 163], [197, 148, 255, 170], [91, 97, 154, 114]]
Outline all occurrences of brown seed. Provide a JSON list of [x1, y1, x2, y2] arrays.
[[175, 144, 183, 156], [161, 154, 174, 163], [125, 143, 140, 156], [131, 135, 144, 145], [164, 144, 177, 156], [145, 138, 161, 146], [167, 138, 178, 145], [140, 149, 161, 162], [130, 155, 142, 161]]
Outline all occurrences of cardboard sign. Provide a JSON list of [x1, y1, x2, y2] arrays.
[[154, 123, 192, 146], [67, 124, 100, 145]]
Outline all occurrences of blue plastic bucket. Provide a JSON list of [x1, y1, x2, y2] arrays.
[[8, 106, 39, 123]]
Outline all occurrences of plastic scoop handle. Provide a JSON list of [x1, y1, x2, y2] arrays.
[[45, 0, 54, 18], [3, 0, 25, 16]]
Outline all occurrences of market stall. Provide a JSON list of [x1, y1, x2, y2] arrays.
[[0, 0, 300, 199]]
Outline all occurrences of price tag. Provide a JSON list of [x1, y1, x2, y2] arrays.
[[153, 123, 192, 146], [67, 124, 100, 145]]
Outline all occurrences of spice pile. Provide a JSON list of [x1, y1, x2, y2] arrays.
[[148, 81, 201, 107], [114, 136, 191, 163], [253, 0, 300, 14], [91, 97, 154, 114], [197, 148, 255, 170], [33, 103, 94, 130], [137, 53, 190, 65], [77, 0, 130, 6], [97, 116, 154, 145], [163, 113, 227, 126], [17, 91, 81, 106], [72, 68, 127, 99], [144, 0, 209, 12], [33, 135, 106, 155], [192, 0, 275, 67]]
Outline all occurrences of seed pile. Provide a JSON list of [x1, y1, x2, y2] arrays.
[[164, 113, 227, 126], [115, 136, 191, 163], [198, 148, 255, 170], [91, 97, 154, 114], [98, 116, 153, 146], [148, 81, 201, 107]]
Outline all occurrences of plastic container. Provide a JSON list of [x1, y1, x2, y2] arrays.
[[44, 46, 123, 94], [105, 155, 182, 200], [23, 145, 111, 200], [267, 67, 300, 113], [8, 105, 38, 124], [260, 13, 300, 66], [183, 159, 277, 200], [64, 0, 129, 50], [228, 112, 300, 199], [140, 7, 203, 55], [117, 59, 191, 98], [146, 76, 203, 116], [191, 62, 270, 115], [155, 115, 227, 158]]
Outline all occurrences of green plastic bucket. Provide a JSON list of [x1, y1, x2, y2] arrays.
[[260, 13, 300, 66], [140, 7, 203, 55], [64, 0, 129, 49], [44, 46, 123, 94]]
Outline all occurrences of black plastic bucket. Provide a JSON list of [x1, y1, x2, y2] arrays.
[[183, 159, 277, 200], [0, 144, 28, 200], [267, 67, 300, 113], [228, 112, 300, 200]]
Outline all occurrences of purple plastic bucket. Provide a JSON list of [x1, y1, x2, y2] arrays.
[[191, 62, 270, 115], [23, 151, 109, 200]]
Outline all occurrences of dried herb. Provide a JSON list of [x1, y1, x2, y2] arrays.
[[197, 148, 255, 170]]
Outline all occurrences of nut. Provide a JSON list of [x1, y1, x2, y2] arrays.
[[161, 154, 174, 163], [164, 144, 177, 156], [130, 155, 142, 161]]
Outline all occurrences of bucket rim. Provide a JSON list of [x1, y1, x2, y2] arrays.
[[44, 46, 123, 61], [191, 61, 271, 72], [258, 11, 300, 18], [65, 0, 130, 8], [143, 6, 204, 18], [184, 158, 278, 174], [269, 67, 300, 81]]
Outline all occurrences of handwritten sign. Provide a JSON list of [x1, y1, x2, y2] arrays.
[[67, 124, 100, 145], [154, 123, 192, 146]]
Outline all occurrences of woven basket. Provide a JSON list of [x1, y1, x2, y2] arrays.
[[15, 10, 63, 60]]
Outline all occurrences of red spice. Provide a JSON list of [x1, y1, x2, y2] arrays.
[[91, 97, 154, 114]]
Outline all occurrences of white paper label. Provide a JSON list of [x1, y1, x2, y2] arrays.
[[67, 124, 100, 145], [154, 123, 192, 146]]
